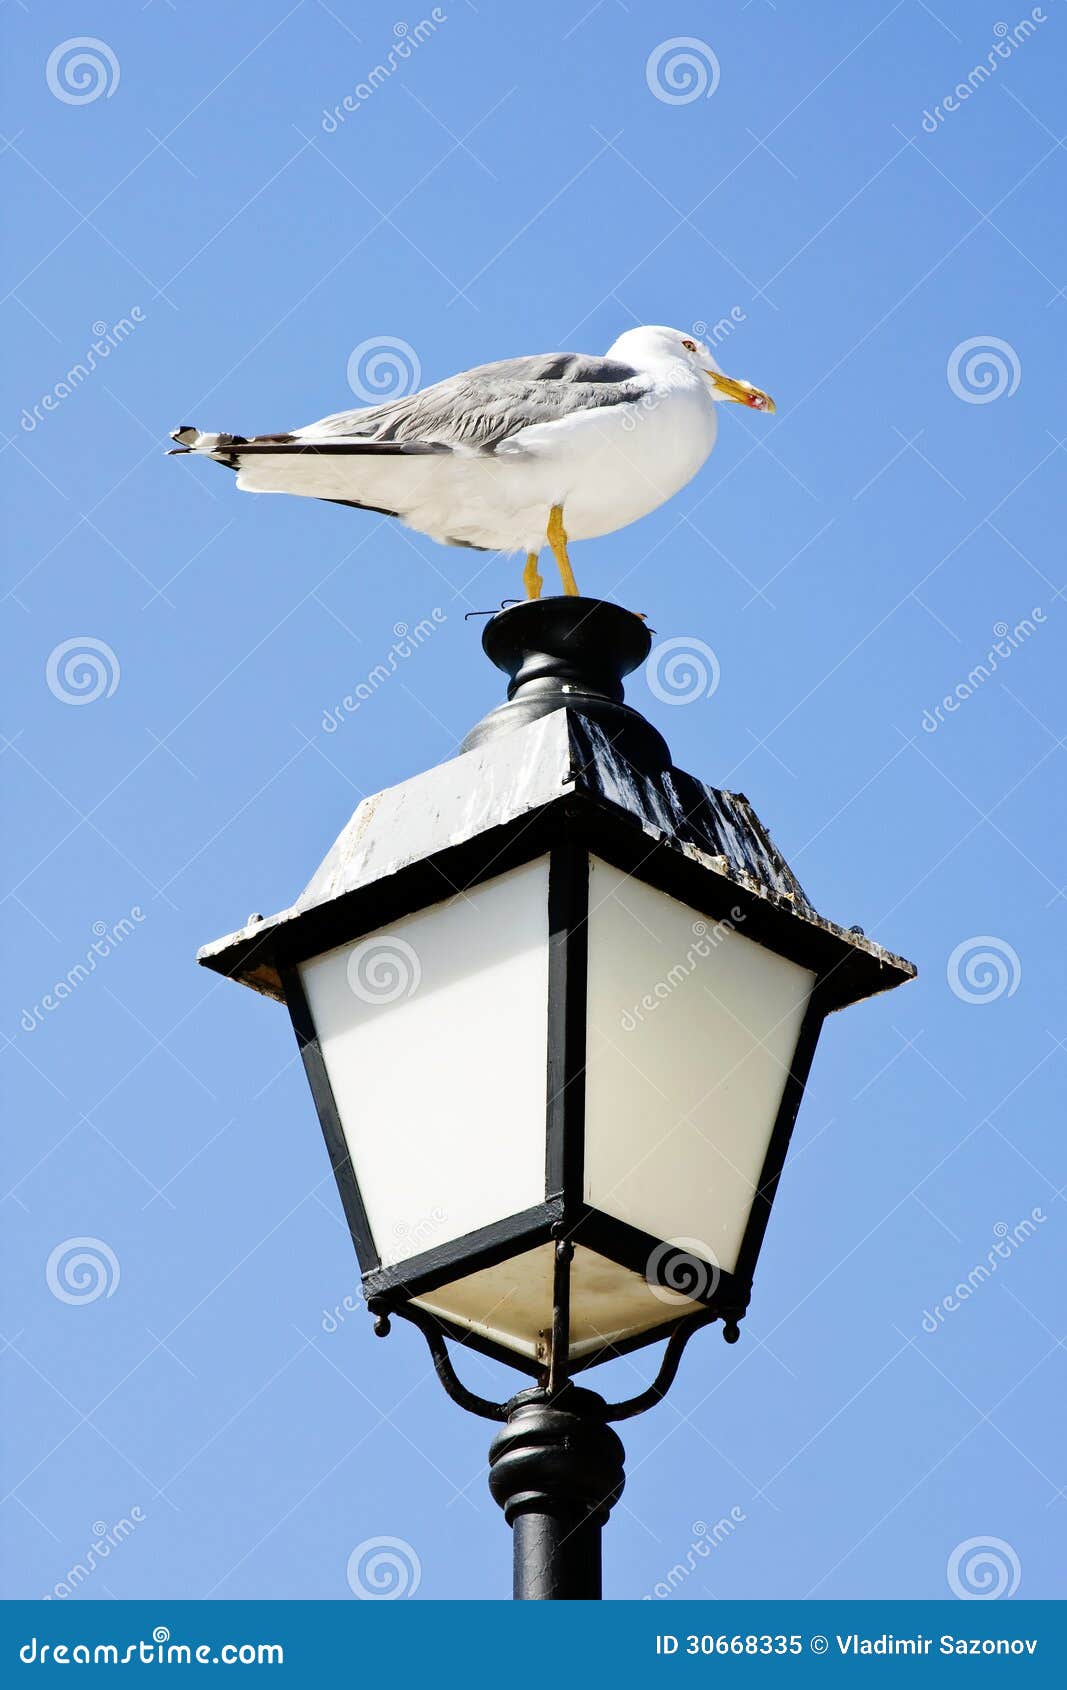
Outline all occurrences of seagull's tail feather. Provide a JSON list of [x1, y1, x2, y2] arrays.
[[168, 426, 452, 517], [167, 426, 442, 461], [168, 425, 259, 457]]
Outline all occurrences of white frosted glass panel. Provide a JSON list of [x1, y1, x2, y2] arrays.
[[300, 858, 550, 1267], [584, 858, 814, 1274], [413, 1243, 699, 1363]]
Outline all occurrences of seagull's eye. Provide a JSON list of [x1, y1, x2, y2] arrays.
[[681, 338, 697, 352]]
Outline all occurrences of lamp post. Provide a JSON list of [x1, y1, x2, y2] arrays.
[[199, 596, 915, 1600]]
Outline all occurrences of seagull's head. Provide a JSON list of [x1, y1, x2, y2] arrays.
[[612, 325, 776, 413]]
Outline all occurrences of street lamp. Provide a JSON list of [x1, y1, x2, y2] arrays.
[[199, 597, 915, 1599]]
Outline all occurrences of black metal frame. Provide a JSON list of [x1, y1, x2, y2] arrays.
[[280, 825, 829, 1379]]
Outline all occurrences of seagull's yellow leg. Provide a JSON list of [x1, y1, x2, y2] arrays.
[[523, 551, 543, 600], [547, 504, 580, 597]]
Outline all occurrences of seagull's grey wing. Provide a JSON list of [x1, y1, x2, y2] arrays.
[[289, 352, 648, 452], [167, 353, 647, 529]]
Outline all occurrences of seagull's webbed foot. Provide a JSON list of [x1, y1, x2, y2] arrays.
[[523, 552, 543, 600], [547, 504, 580, 597]]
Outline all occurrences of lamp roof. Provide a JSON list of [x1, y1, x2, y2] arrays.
[[198, 599, 915, 1014]]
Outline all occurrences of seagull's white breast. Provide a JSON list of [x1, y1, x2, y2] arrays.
[[540, 376, 718, 541]]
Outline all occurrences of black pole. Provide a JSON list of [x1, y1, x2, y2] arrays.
[[487, 1385, 626, 1600]]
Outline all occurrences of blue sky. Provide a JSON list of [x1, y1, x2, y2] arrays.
[[3, 0, 1065, 1604]]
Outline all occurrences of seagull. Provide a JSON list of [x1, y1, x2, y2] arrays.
[[170, 325, 774, 599]]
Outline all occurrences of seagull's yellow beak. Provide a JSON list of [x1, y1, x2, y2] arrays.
[[706, 370, 776, 413]]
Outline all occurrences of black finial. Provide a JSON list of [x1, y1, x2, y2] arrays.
[[458, 596, 672, 775], [368, 1298, 392, 1338]]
